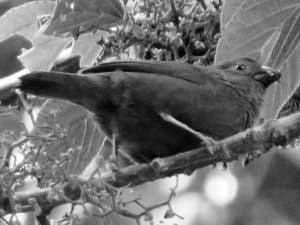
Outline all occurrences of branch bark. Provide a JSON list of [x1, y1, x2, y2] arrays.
[[2, 111, 300, 216]]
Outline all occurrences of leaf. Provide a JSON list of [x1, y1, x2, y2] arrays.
[[43, 0, 126, 37], [35, 99, 106, 175], [0, 0, 49, 17], [18, 33, 71, 70], [216, 0, 299, 63], [220, 0, 244, 33], [70, 31, 107, 67], [0, 1, 56, 42], [264, 46, 300, 118], [215, 0, 300, 119], [266, 7, 300, 69]]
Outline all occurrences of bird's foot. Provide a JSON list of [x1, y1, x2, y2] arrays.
[[119, 149, 139, 165], [108, 155, 120, 171], [109, 134, 120, 171], [196, 132, 218, 155], [242, 150, 263, 167]]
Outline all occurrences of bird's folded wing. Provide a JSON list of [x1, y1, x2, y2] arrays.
[[80, 61, 215, 86]]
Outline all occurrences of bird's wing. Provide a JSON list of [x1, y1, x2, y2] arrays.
[[80, 61, 215, 85], [80, 61, 255, 139]]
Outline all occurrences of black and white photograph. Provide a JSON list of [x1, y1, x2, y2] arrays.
[[0, 0, 299, 224]]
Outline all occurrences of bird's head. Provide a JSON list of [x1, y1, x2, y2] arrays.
[[216, 58, 281, 88]]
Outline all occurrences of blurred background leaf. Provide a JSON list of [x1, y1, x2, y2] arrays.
[[0, 0, 71, 71], [0, 0, 54, 16], [43, 0, 126, 37], [0, 1, 56, 104], [70, 31, 107, 68], [34, 99, 105, 175], [264, 47, 300, 118], [0, 0, 55, 42], [18, 33, 71, 70]]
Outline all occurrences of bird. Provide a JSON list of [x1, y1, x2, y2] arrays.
[[5, 58, 281, 163]]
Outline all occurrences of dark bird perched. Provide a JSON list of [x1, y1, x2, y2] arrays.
[[6, 58, 280, 162]]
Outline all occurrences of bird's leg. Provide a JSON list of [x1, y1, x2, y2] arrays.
[[119, 149, 139, 165], [109, 133, 120, 170], [159, 112, 217, 155]]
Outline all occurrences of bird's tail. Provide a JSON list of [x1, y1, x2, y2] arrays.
[[19, 71, 82, 99], [0, 71, 108, 111]]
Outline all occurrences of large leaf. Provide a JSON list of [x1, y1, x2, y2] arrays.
[[70, 31, 106, 67], [215, 0, 300, 119], [0, 0, 55, 16], [34, 99, 106, 175], [263, 44, 300, 118], [216, 0, 299, 62], [0, 1, 55, 42], [18, 33, 71, 70], [0, 0, 72, 71], [43, 0, 126, 37], [266, 7, 300, 69]]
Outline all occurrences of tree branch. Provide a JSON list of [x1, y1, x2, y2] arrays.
[[2, 111, 300, 216]]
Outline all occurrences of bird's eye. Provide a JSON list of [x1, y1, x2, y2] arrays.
[[235, 63, 246, 71]]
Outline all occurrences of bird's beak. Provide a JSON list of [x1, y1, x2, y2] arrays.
[[261, 66, 281, 82], [254, 65, 281, 88]]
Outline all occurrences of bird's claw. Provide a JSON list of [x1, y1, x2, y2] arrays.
[[205, 138, 217, 155], [196, 133, 217, 155], [242, 150, 263, 167], [108, 155, 120, 171], [197, 133, 233, 161]]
